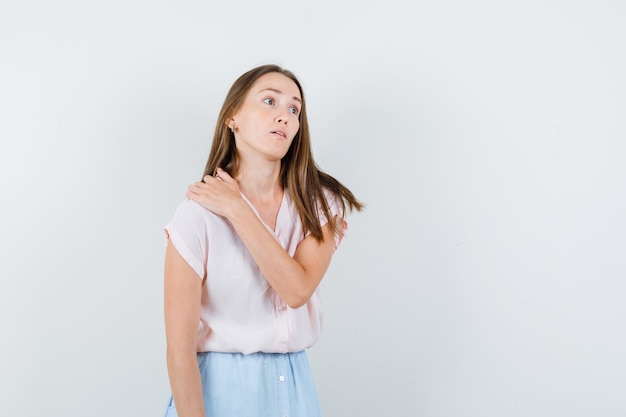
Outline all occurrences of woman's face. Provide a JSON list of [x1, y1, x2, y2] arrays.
[[230, 72, 302, 162]]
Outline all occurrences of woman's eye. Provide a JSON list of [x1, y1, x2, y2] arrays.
[[263, 97, 274, 105], [290, 106, 300, 115]]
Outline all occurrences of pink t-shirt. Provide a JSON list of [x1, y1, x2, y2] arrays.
[[164, 189, 345, 354]]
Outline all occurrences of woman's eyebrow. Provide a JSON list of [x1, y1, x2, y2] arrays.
[[259, 88, 302, 104]]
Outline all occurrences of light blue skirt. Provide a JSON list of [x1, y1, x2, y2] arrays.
[[163, 350, 322, 417]]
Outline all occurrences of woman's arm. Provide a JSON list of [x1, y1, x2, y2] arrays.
[[186, 169, 337, 309], [229, 202, 336, 308], [163, 238, 205, 417]]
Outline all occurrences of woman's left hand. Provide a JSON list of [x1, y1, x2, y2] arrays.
[[186, 167, 243, 217]]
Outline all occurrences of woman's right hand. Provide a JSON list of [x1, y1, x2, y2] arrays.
[[186, 167, 245, 218]]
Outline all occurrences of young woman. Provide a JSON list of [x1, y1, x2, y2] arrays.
[[162, 64, 363, 417]]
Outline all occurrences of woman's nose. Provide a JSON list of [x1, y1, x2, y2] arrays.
[[275, 109, 289, 124]]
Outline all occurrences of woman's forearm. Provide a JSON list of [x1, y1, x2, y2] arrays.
[[228, 201, 334, 308], [167, 350, 205, 417]]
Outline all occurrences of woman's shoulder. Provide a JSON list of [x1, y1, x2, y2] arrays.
[[321, 187, 345, 217], [172, 198, 207, 215], [169, 198, 224, 226]]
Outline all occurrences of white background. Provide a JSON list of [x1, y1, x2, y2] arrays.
[[1, 1, 625, 416]]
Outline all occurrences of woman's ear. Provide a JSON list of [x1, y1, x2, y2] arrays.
[[225, 118, 235, 132]]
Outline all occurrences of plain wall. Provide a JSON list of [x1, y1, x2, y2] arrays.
[[1, 1, 625, 416]]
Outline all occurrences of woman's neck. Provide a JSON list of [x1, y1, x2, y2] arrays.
[[235, 160, 283, 205]]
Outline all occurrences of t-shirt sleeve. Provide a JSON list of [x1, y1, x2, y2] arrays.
[[320, 190, 348, 253], [164, 199, 208, 280]]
